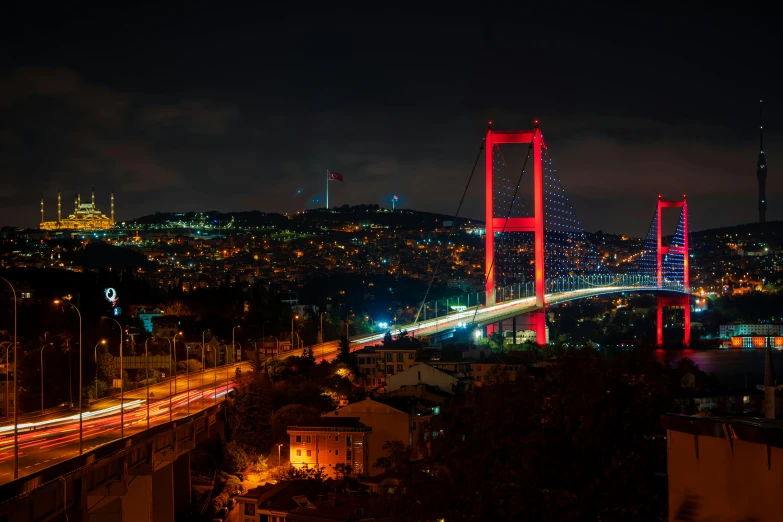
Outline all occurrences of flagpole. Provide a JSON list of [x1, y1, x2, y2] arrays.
[[326, 169, 329, 211]]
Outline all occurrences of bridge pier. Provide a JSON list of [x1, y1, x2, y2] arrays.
[[173, 451, 192, 520], [152, 464, 176, 522], [490, 312, 548, 345], [657, 295, 691, 347]]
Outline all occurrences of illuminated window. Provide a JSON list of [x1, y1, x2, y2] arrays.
[[296, 449, 301, 457], [306, 450, 312, 457]]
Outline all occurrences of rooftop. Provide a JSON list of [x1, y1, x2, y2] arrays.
[[288, 416, 371, 432], [662, 413, 783, 449]]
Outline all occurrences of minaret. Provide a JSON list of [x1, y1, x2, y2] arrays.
[[765, 344, 776, 419], [91, 186, 95, 209], [40, 194, 44, 223], [758, 99, 768, 223], [111, 191, 115, 224], [57, 189, 62, 223], [77, 193, 81, 207], [74, 194, 78, 212]]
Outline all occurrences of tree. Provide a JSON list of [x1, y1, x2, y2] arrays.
[[176, 359, 202, 374], [338, 335, 351, 365], [374, 440, 411, 473], [390, 346, 678, 521], [227, 372, 274, 453], [333, 463, 352, 481], [271, 404, 321, 443], [222, 441, 249, 472]]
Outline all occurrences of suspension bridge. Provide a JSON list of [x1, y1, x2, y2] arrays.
[[350, 121, 692, 347]]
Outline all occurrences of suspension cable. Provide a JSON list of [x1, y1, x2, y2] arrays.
[[412, 135, 486, 325], [469, 128, 538, 327]]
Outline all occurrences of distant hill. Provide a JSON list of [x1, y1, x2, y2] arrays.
[[126, 205, 480, 232], [690, 220, 783, 244], [66, 242, 150, 269]]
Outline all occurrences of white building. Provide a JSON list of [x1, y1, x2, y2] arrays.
[[387, 362, 458, 394], [720, 324, 783, 339]]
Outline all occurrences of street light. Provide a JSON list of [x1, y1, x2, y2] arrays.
[[155, 336, 173, 423], [186, 345, 191, 416], [1, 341, 11, 420], [291, 315, 298, 352], [92, 340, 106, 402], [54, 299, 83, 456], [143, 338, 155, 429], [248, 339, 257, 370], [270, 335, 279, 357], [232, 325, 240, 362], [278, 443, 283, 468], [173, 331, 183, 394], [319, 312, 328, 345], [201, 330, 209, 411], [0, 277, 18, 479], [100, 316, 124, 439]]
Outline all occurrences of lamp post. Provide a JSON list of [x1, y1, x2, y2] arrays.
[[278, 443, 283, 468], [232, 325, 240, 362], [248, 339, 257, 371], [157, 337, 173, 423], [54, 299, 82, 456], [0, 277, 18, 479], [92, 340, 105, 402], [319, 312, 328, 345], [201, 330, 209, 411], [214, 344, 222, 404], [1, 341, 11, 420], [100, 317, 124, 439], [291, 315, 298, 352], [186, 345, 191, 416], [143, 338, 153, 430], [173, 332, 182, 394], [270, 335, 279, 357]]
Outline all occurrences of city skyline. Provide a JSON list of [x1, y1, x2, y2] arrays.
[[0, 9, 779, 236]]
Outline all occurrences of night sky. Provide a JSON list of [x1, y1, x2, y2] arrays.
[[0, 8, 779, 235]]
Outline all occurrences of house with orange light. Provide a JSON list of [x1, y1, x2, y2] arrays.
[[321, 397, 435, 476], [287, 417, 371, 478]]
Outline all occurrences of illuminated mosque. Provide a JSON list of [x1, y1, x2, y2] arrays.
[[40, 188, 114, 231]]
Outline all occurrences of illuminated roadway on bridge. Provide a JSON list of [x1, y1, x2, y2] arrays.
[[0, 285, 684, 484], [348, 285, 689, 346]]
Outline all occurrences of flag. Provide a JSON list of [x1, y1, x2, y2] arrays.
[[328, 170, 343, 182], [393, 195, 399, 201]]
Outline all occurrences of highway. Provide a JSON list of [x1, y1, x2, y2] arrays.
[[0, 362, 254, 483]]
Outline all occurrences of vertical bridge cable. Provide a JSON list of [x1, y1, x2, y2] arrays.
[[543, 147, 606, 282], [632, 208, 660, 283], [663, 208, 687, 289], [413, 137, 486, 325], [469, 128, 537, 327]]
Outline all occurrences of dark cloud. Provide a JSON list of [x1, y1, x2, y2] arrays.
[[142, 99, 237, 136], [0, 9, 779, 234]]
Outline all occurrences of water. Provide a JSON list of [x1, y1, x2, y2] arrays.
[[652, 349, 783, 388]]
